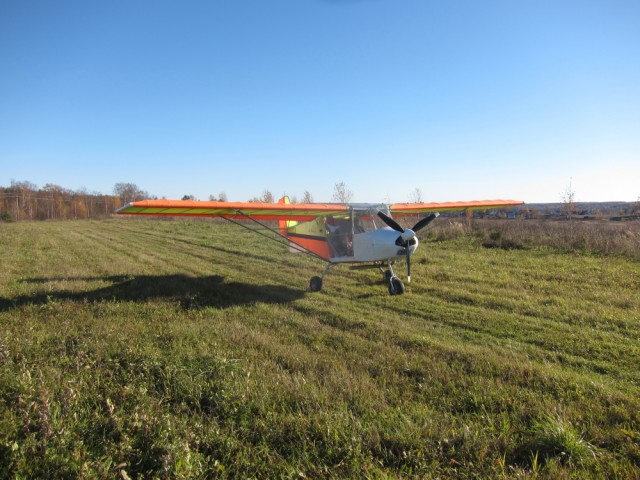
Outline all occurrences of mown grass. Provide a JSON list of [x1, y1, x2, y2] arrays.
[[1, 218, 639, 479]]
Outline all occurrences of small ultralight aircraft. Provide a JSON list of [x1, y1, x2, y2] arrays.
[[117, 197, 523, 295]]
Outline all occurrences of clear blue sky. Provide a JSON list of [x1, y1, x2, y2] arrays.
[[1, 0, 639, 203]]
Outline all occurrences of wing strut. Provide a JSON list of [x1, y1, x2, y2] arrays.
[[220, 211, 327, 262]]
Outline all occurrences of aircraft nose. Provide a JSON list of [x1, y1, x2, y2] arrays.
[[400, 229, 416, 242]]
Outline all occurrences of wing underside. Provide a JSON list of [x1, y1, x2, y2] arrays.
[[117, 198, 523, 262], [117, 199, 524, 220], [390, 199, 524, 216], [116, 200, 349, 222]]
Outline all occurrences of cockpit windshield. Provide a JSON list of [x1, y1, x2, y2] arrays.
[[351, 205, 389, 233]]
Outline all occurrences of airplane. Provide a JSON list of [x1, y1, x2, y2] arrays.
[[116, 197, 523, 295]]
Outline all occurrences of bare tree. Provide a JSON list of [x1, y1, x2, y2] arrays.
[[302, 190, 314, 203], [207, 192, 227, 202], [409, 188, 423, 203], [249, 190, 274, 203], [332, 181, 353, 203], [114, 183, 149, 204], [561, 178, 577, 220], [261, 190, 274, 203], [561, 178, 577, 240]]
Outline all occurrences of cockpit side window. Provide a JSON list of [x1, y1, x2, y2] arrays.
[[326, 215, 353, 257]]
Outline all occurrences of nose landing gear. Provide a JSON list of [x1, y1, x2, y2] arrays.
[[383, 262, 405, 295], [387, 275, 405, 295]]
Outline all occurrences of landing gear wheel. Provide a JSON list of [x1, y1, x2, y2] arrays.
[[383, 270, 393, 283], [388, 276, 405, 295], [310, 276, 323, 292]]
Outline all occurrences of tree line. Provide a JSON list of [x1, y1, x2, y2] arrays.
[[0, 181, 150, 221], [2, 180, 454, 222], [0, 181, 323, 222], [1, 180, 364, 222]]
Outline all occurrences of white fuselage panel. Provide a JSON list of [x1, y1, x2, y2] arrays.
[[331, 227, 418, 263]]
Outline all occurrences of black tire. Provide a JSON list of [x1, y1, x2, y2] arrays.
[[383, 270, 393, 283], [310, 276, 323, 292], [388, 276, 405, 295]]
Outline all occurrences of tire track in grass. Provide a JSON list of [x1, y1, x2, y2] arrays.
[[304, 253, 640, 396], [59, 221, 640, 390], [108, 220, 287, 281], [4, 221, 238, 307], [83, 221, 229, 277], [78, 221, 310, 309], [378, 291, 640, 391]]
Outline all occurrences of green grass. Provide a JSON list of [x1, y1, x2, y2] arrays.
[[1, 218, 639, 478]]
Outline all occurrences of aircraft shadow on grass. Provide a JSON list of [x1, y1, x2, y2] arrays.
[[0, 274, 304, 312]]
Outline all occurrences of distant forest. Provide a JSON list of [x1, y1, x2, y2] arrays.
[[0, 181, 280, 221], [0, 181, 150, 221], [2, 180, 638, 222], [1, 180, 312, 222]]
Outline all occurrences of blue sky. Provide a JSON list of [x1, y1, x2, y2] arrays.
[[1, 0, 639, 203]]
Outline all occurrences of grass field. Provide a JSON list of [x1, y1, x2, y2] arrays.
[[1, 219, 639, 479]]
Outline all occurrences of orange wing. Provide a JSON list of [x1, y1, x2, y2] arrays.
[[116, 199, 349, 222], [390, 199, 524, 216]]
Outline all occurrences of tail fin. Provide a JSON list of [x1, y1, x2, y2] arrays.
[[278, 196, 298, 235]]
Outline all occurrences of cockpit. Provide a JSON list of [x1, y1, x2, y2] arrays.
[[325, 205, 389, 258]]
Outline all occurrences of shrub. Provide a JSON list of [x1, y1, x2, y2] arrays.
[[426, 219, 640, 259], [528, 414, 596, 467]]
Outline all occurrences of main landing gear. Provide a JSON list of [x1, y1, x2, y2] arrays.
[[309, 262, 336, 292], [309, 262, 406, 295], [309, 276, 323, 292], [383, 264, 405, 295]]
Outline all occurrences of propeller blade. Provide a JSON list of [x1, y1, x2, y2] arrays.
[[377, 211, 404, 233], [412, 212, 439, 232]]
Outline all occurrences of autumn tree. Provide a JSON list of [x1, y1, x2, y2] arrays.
[[9, 180, 38, 220], [43, 184, 69, 219], [1, 181, 128, 220]]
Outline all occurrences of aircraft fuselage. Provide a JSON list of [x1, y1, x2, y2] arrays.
[[330, 227, 419, 263]]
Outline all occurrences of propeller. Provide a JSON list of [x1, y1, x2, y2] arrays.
[[377, 211, 439, 234], [377, 211, 440, 282], [412, 213, 439, 232], [377, 211, 404, 233]]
